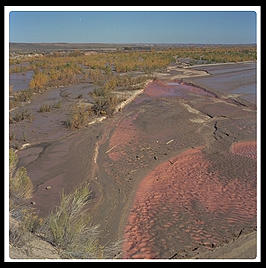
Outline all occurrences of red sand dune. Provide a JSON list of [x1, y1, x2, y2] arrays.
[[231, 141, 257, 160], [122, 146, 256, 259]]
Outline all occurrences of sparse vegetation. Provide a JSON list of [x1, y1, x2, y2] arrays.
[[9, 149, 120, 258], [10, 109, 32, 124], [29, 72, 49, 91], [9, 45, 256, 110], [9, 132, 15, 141], [37, 101, 62, 113], [9, 149, 33, 202], [38, 182, 121, 259], [9, 43, 257, 259], [52, 100, 62, 109], [90, 85, 121, 116], [65, 103, 94, 130], [39, 104, 52, 113], [40, 182, 103, 258], [172, 45, 257, 64], [9, 149, 37, 249], [13, 88, 33, 103], [92, 94, 121, 116]]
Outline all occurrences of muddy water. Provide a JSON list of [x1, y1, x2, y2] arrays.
[[192, 62, 256, 75], [187, 62, 256, 104], [134, 80, 216, 106]]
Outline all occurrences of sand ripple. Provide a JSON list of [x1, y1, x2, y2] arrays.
[[122, 146, 256, 259]]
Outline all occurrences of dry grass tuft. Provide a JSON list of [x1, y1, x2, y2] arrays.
[[65, 103, 93, 130], [92, 95, 120, 116], [10, 109, 32, 124], [39, 104, 52, 113], [13, 89, 33, 103]]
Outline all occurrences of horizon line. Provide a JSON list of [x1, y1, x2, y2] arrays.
[[10, 42, 257, 45]]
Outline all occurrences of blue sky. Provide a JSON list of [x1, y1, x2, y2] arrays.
[[9, 11, 257, 44]]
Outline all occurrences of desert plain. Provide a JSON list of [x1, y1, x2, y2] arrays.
[[9, 45, 257, 259]]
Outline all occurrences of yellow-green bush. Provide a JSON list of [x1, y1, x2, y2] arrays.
[[9, 149, 33, 202], [37, 181, 121, 258], [29, 72, 49, 90], [9, 148, 38, 249], [41, 182, 104, 258]]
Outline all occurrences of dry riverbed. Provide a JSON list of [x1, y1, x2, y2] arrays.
[[9, 62, 257, 259]]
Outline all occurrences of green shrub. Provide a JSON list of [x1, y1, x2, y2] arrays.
[[38, 181, 122, 259], [41, 182, 103, 258], [45, 183, 91, 248]]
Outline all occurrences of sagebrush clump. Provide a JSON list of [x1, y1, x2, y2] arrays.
[[9, 148, 33, 203], [9, 149, 39, 249], [65, 103, 94, 130]]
